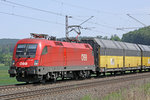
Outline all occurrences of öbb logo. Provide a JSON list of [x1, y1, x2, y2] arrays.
[[81, 54, 87, 61], [19, 62, 28, 66]]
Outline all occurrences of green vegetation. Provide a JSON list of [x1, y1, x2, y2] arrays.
[[102, 83, 150, 100], [81, 95, 98, 100], [79, 34, 121, 41], [0, 39, 18, 66], [102, 91, 123, 100], [81, 95, 92, 100], [110, 34, 121, 41], [122, 26, 150, 45], [0, 66, 22, 86]]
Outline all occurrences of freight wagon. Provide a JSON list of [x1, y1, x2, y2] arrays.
[[81, 38, 150, 75]]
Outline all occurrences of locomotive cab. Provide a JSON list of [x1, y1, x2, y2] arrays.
[[8, 39, 48, 82]]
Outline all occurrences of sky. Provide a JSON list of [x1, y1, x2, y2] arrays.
[[0, 0, 150, 39]]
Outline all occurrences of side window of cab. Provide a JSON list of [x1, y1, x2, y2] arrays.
[[42, 46, 48, 55]]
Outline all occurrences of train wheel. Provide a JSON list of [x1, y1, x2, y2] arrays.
[[96, 72, 101, 77], [53, 77, 57, 82], [103, 72, 106, 76], [62, 77, 64, 80], [85, 71, 91, 78], [52, 74, 57, 83], [73, 71, 79, 80], [26, 82, 29, 84]]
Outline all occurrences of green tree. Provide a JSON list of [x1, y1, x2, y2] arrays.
[[110, 34, 121, 41], [96, 35, 103, 39], [103, 36, 109, 40], [122, 26, 150, 45], [3, 54, 12, 66]]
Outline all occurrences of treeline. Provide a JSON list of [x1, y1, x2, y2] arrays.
[[0, 39, 18, 66], [122, 26, 150, 45], [91, 26, 150, 45]]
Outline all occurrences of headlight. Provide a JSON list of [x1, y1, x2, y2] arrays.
[[12, 60, 15, 66], [34, 60, 39, 66]]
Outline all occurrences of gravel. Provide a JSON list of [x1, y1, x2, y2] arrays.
[[1, 72, 150, 100], [32, 73, 150, 100]]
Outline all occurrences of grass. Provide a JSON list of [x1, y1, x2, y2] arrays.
[[81, 95, 92, 100], [102, 83, 150, 100], [0, 63, 4, 67], [81, 95, 98, 100], [0, 66, 24, 86], [102, 91, 123, 100]]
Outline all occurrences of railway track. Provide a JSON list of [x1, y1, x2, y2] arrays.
[[0, 71, 141, 92], [1, 72, 150, 100], [0, 83, 35, 92], [0, 85, 16, 90]]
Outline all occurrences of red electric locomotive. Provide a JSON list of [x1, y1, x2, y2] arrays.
[[9, 33, 95, 82]]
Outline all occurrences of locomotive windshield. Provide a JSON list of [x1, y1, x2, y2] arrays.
[[16, 44, 37, 58]]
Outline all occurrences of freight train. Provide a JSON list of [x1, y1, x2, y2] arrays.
[[9, 33, 150, 83]]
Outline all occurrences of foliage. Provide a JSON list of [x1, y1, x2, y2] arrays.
[[0, 39, 18, 66], [110, 34, 121, 41], [122, 26, 150, 45], [0, 39, 18, 45], [3, 54, 12, 66]]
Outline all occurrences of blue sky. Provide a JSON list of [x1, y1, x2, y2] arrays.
[[0, 0, 150, 39]]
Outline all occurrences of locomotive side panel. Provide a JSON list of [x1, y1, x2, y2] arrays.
[[39, 41, 95, 70], [66, 48, 94, 66], [40, 46, 64, 67]]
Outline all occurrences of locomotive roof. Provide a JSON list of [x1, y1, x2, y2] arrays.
[[18, 38, 48, 43], [17, 38, 92, 49]]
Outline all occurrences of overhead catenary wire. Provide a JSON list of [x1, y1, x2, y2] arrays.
[[50, 0, 122, 15], [0, 11, 64, 25], [127, 14, 147, 27], [51, 0, 150, 16], [0, 1, 16, 7], [72, 17, 116, 29], [1, 0, 65, 17], [1, 0, 119, 30], [1, 0, 135, 36], [50, 0, 150, 29], [116, 27, 141, 30], [79, 16, 94, 25], [0, 11, 113, 36]]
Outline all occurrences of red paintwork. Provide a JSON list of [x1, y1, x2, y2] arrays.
[[13, 38, 94, 68]]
